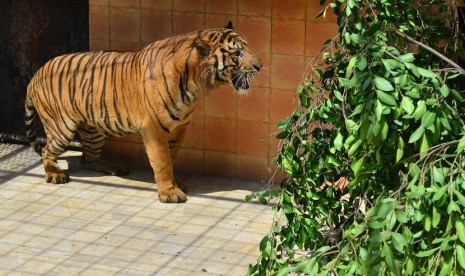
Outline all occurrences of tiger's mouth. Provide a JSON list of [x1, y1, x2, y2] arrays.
[[231, 71, 255, 94]]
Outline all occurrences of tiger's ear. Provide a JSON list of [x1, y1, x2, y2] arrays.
[[193, 37, 211, 59], [224, 21, 234, 30]]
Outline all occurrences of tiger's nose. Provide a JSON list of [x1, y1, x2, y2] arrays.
[[253, 60, 263, 72]]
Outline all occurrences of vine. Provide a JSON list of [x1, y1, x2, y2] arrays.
[[247, 0, 465, 275]]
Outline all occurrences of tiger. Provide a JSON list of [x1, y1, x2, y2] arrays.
[[24, 21, 262, 203]]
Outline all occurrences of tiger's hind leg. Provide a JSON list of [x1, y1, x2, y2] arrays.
[[78, 126, 129, 176], [42, 124, 77, 184]]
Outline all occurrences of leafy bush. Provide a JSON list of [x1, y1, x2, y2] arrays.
[[247, 0, 465, 275]]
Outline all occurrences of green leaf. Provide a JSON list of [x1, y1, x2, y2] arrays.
[[391, 232, 407, 253], [382, 59, 392, 75], [447, 72, 461, 79], [396, 137, 404, 162], [451, 88, 464, 101], [433, 185, 448, 202], [447, 201, 461, 214], [424, 215, 431, 231], [412, 100, 426, 120], [351, 157, 364, 177], [277, 119, 290, 130], [408, 163, 421, 177], [454, 190, 465, 208], [346, 55, 358, 78], [406, 258, 414, 275], [344, 134, 356, 148], [347, 0, 355, 8], [405, 62, 420, 77], [334, 90, 344, 101], [439, 84, 449, 97], [457, 245, 465, 269], [384, 58, 402, 70], [349, 104, 365, 118], [383, 242, 400, 276], [245, 194, 254, 202], [350, 224, 366, 237], [439, 111, 452, 131], [350, 33, 365, 43], [421, 111, 436, 128], [408, 125, 424, 143], [419, 133, 430, 159], [396, 209, 408, 223], [359, 247, 369, 260], [258, 195, 268, 205], [456, 220, 465, 244], [367, 220, 385, 229], [276, 131, 289, 139], [433, 166, 444, 184], [438, 256, 452, 276], [398, 53, 415, 63], [346, 119, 358, 133], [276, 267, 291, 276], [417, 67, 438, 79], [415, 248, 437, 257], [381, 119, 389, 141], [334, 132, 344, 150], [432, 206, 440, 228], [259, 236, 272, 257], [375, 99, 384, 121], [378, 198, 395, 217], [458, 135, 465, 151], [281, 155, 296, 174], [357, 56, 367, 71], [401, 96, 415, 115], [369, 231, 390, 243], [374, 76, 394, 91], [377, 90, 397, 106], [348, 140, 363, 157]]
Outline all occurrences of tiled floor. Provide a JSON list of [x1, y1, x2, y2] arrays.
[[0, 143, 274, 275]]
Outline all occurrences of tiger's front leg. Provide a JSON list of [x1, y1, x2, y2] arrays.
[[168, 125, 188, 162], [140, 120, 187, 203]]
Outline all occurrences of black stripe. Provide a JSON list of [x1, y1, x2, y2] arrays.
[[178, 74, 190, 105], [161, 66, 180, 111], [142, 89, 169, 133]]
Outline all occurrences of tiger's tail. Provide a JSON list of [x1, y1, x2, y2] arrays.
[[25, 93, 43, 156]]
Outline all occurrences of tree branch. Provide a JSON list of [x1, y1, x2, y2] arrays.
[[388, 28, 465, 75]]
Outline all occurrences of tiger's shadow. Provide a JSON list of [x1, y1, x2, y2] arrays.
[[61, 155, 268, 201]]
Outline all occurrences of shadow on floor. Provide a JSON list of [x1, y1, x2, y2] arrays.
[[1, 143, 273, 205]]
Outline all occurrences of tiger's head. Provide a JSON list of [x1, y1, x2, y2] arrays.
[[196, 22, 263, 94]]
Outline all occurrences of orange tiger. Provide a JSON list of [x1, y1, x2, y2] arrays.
[[25, 22, 262, 203]]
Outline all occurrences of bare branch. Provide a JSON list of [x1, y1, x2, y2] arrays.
[[388, 28, 465, 75]]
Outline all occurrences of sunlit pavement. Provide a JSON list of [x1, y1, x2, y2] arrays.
[[0, 143, 274, 275]]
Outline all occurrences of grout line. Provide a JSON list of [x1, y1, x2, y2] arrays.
[[108, 3, 111, 50], [268, 0, 274, 170]]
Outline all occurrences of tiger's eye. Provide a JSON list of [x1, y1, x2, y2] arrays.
[[233, 50, 243, 58]]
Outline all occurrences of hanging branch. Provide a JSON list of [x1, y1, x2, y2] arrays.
[[388, 28, 465, 75]]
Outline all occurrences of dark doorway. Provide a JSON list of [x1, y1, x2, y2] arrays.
[[0, 0, 89, 142]]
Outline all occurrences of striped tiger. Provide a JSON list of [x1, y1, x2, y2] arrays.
[[24, 22, 262, 203]]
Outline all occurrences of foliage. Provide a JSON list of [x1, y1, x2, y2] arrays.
[[247, 0, 465, 275]]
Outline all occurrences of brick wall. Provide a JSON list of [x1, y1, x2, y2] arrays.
[[89, 0, 337, 181]]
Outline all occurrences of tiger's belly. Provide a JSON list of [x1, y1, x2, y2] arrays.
[[82, 112, 139, 138]]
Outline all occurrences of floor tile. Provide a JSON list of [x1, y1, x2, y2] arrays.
[[0, 143, 274, 275]]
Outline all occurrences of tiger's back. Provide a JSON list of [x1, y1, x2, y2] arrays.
[[27, 51, 141, 137]]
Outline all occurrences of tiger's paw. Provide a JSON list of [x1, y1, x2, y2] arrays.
[[45, 171, 70, 184], [158, 187, 187, 203]]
